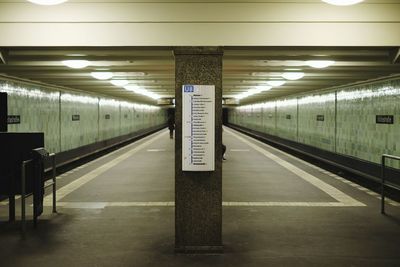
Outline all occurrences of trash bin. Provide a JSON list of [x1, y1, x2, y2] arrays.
[[31, 148, 49, 223]]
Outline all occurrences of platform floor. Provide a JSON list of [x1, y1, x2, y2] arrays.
[[1, 127, 400, 266]]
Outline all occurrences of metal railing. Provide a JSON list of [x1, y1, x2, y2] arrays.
[[21, 153, 57, 238], [381, 154, 400, 214]]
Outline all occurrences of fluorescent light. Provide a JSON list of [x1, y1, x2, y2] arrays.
[[254, 85, 272, 93], [27, 0, 68, 5], [110, 80, 129, 87], [281, 72, 305, 80], [124, 85, 141, 92], [321, 0, 364, 6], [124, 85, 160, 100], [62, 60, 90, 69], [306, 60, 335, 69], [252, 72, 281, 77], [234, 85, 272, 100], [267, 80, 286, 87], [91, 72, 113, 80]]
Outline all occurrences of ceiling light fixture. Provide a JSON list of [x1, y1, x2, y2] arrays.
[[254, 85, 272, 93], [266, 80, 286, 87], [62, 60, 90, 69], [110, 79, 129, 87], [281, 72, 305, 80], [124, 85, 160, 100], [306, 60, 335, 69], [91, 72, 113, 80], [27, 0, 68, 5], [321, 0, 364, 6], [234, 85, 273, 100], [251, 72, 281, 77]]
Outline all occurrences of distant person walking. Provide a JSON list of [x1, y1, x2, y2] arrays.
[[167, 115, 175, 139], [222, 128, 226, 160]]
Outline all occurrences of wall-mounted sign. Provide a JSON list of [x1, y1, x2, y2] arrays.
[[182, 85, 215, 171], [7, 115, 20, 124], [317, 115, 325, 121], [105, 114, 111, 120], [72, 115, 80, 121], [286, 114, 291, 119], [376, 115, 394, 124]]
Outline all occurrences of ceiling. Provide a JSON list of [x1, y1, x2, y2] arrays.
[[0, 46, 399, 105]]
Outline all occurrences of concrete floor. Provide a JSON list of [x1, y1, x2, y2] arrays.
[[1, 127, 400, 266]]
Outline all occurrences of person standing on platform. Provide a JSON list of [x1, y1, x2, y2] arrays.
[[222, 128, 226, 160], [167, 115, 175, 139], [222, 143, 227, 160]]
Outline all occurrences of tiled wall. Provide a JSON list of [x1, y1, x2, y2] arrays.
[[276, 98, 298, 141], [229, 78, 400, 168], [336, 80, 400, 165], [1, 80, 61, 153], [60, 92, 99, 151], [0, 78, 168, 153], [298, 93, 336, 152], [262, 101, 276, 135]]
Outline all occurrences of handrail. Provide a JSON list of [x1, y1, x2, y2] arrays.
[[21, 153, 57, 238], [381, 154, 400, 214]]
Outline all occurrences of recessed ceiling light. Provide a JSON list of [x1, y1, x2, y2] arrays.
[[124, 85, 141, 92], [254, 86, 272, 93], [306, 60, 335, 69], [267, 80, 286, 87], [281, 72, 305, 80], [91, 72, 113, 80], [124, 85, 160, 99], [27, 0, 68, 5], [251, 72, 281, 77], [110, 80, 129, 87], [321, 0, 364, 6], [62, 60, 90, 69]]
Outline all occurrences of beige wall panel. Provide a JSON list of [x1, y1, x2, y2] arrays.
[[0, 23, 399, 46], [0, 3, 400, 22]]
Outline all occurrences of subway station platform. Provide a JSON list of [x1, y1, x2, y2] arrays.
[[1, 127, 400, 267]]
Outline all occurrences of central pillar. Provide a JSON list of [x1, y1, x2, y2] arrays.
[[174, 47, 223, 253]]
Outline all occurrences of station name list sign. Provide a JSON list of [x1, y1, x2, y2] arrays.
[[182, 85, 215, 171]]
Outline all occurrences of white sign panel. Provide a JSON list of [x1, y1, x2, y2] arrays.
[[182, 85, 215, 171]]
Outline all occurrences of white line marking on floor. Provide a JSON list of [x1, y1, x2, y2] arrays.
[[147, 149, 166, 152], [225, 127, 400, 207], [230, 149, 250, 152], [388, 201, 400, 207], [225, 128, 365, 207], [44, 201, 365, 209], [366, 191, 380, 196], [43, 130, 167, 205]]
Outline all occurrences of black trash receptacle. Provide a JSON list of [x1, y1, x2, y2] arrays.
[[31, 148, 49, 225]]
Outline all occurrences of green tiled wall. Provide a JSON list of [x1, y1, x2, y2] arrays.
[[262, 101, 276, 135], [336, 80, 400, 166], [229, 77, 400, 168], [99, 98, 121, 141], [120, 102, 135, 135], [1, 80, 61, 153], [298, 93, 336, 151], [0, 78, 167, 154], [276, 98, 298, 141], [60, 93, 100, 151]]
